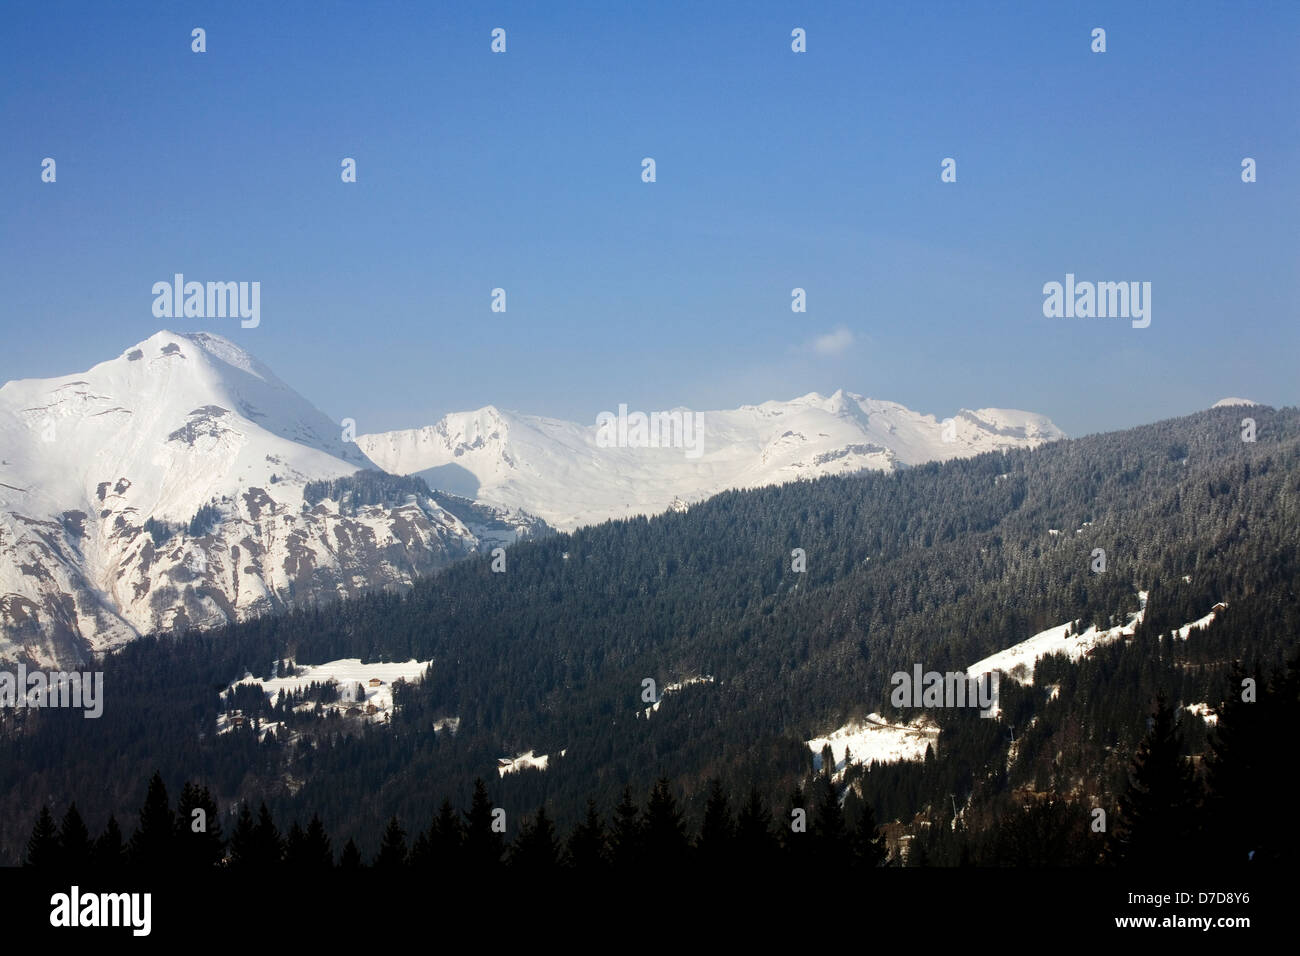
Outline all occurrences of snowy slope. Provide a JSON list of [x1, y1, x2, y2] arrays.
[[807, 713, 941, 775], [967, 593, 1150, 686], [0, 332, 545, 666], [967, 595, 1228, 686], [218, 657, 432, 733], [358, 391, 1065, 531]]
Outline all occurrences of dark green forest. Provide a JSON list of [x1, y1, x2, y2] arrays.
[[3, 405, 1298, 866]]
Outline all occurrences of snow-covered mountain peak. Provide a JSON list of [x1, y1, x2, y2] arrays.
[[0, 332, 546, 666]]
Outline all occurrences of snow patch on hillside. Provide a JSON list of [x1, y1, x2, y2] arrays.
[[497, 750, 554, 776], [968, 594, 1227, 686], [218, 658, 430, 732], [1174, 604, 1227, 640], [640, 675, 715, 718], [807, 713, 941, 774], [967, 592, 1149, 685]]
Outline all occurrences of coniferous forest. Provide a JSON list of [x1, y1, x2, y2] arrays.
[[3, 405, 1299, 875]]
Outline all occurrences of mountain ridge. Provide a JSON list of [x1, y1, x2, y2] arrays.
[[358, 390, 1065, 530]]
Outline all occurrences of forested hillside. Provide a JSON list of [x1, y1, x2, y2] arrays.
[[3, 405, 1297, 865]]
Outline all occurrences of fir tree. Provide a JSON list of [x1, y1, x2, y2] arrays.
[[174, 782, 224, 869], [227, 803, 256, 868], [24, 806, 59, 869], [251, 802, 284, 867], [339, 838, 363, 870], [431, 797, 464, 867], [642, 778, 689, 871], [409, 825, 433, 870], [609, 785, 643, 871], [510, 806, 560, 872], [129, 771, 175, 869], [374, 816, 408, 869], [304, 814, 334, 869], [1106, 694, 1202, 866], [696, 779, 734, 867], [92, 815, 125, 870], [463, 778, 504, 871], [284, 821, 309, 870], [850, 791, 888, 868], [58, 803, 92, 870], [781, 783, 809, 863], [734, 787, 777, 870], [565, 798, 608, 871], [810, 774, 852, 869], [1205, 655, 1300, 863]]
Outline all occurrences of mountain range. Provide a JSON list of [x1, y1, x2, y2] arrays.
[[0, 331, 1063, 665], [358, 393, 1066, 531]]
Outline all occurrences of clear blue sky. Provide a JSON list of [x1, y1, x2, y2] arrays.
[[3, 1, 1296, 437]]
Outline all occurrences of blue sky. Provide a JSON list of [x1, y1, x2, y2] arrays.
[[3, 1, 1297, 437]]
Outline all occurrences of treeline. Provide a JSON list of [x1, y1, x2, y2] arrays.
[[23, 772, 887, 873]]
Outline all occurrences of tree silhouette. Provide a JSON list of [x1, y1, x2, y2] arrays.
[[1106, 694, 1202, 866], [25, 806, 58, 869]]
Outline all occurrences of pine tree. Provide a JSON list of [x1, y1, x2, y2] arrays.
[[463, 778, 504, 871], [284, 822, 309, 869], [58, 803, 92, 870], [565, 798, 608, 871], [782, 783, 809, 863], [92, 815, 125, 870], [696, 779, 734, 868], [227, 803, 256, 868], [810, 774, 851, 869], [129, 771, 175, 869], [304, 814, 334, 869], [175, 782, 224, 868], [609, 785, 643, 871], [24, 806, 59, 869], [409, 825, 433, 869], [339, 838, 363, 870], [510, 806, 560, 871], [850, 791, 888, 868], [431, 797, 464, 867], [1106, 694, 1202, 866], [374, 816, 408, 869], [642, 778, 689, 871], [735, 787, 777, 870], [1203, 658, 1300, 864], [252, 802, 284, 867]]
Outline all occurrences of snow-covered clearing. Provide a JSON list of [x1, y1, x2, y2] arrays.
[[807, 713, 940, 774]]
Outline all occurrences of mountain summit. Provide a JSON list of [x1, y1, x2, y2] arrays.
[[0, 332, 543, 665]]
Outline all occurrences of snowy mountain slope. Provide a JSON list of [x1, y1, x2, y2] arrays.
[[0, 332, 545, 666], [358, 390, 1065, 530]]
